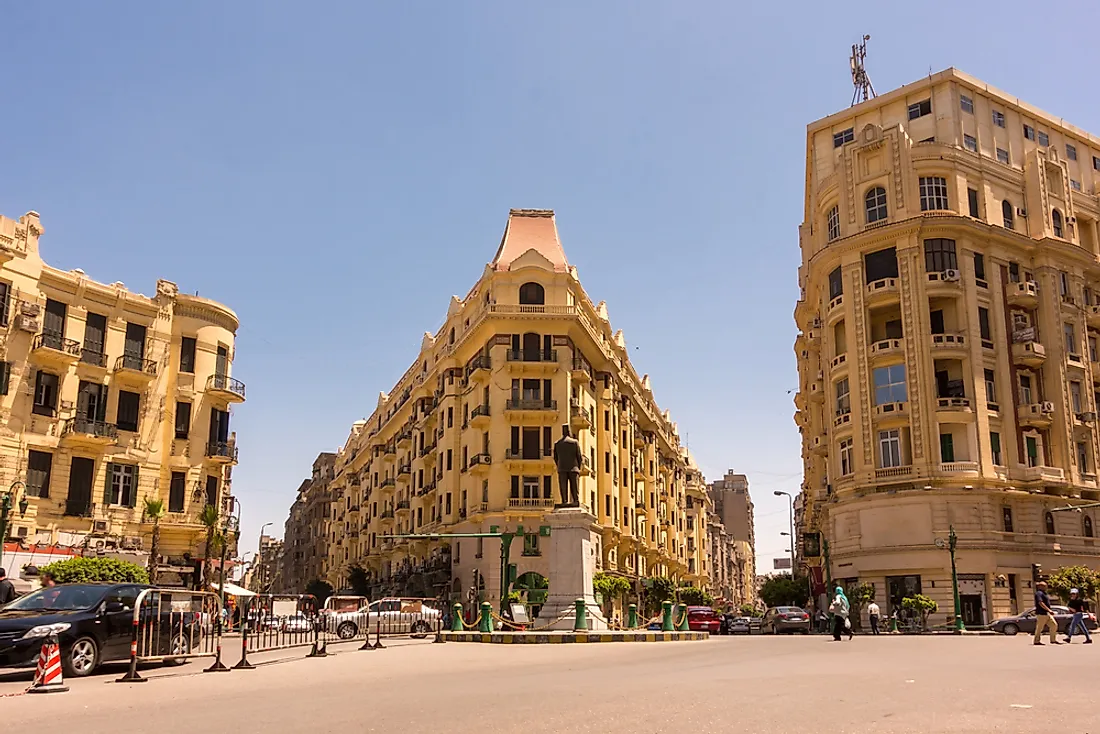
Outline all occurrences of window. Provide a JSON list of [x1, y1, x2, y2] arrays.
[[984, 369, 997, 403], [1090, 335, 1098, 363], [919, 177, 950, 211], [996, 148, 1010, 164], [175, 401, 191, 439], [826, 206, 840, 241], [963, 134, 977, 153], [907, 99, 931, 120], [930, 309, 945, 334], [878, 429, 902, 468], [1020, 375, 1033, 405], [839, 438, 854, 476], [1026, 435, 1039, 467], [833, 128, 854, 148], [1038, 131, 1049, 147], [1, 361, 12, 396], [0, 280, 9, 327], [865, 186, 888, 224], [1064, 322, 1077, 354], [1053, 209, 1064, 238], [828, 267, 843, 300], [1045, 512, 1056, 536], [990, 432, 1002, 466], [179, 337, 196, 373], [992, 110, 1005, 127], [82, 312, 106, 364], [960, 95, 974, 114], [1077, 441, 1090, 473], [923, 238, 957, 272], [169, 472, 186, 513], [1023, 124, 1035, 141], [967, 188, 980, 218], [1086, 517, 1095, 538], [1002, 506, 1013, 533], [1069, 179, 1082, 192], [205, 475, 219, 507], [836, 378, 850, 415], [32, 371, 59, 417], [26, 450, 53, 499], [873, 364, 907, 405], [1002, 200, 1014, 230], [518, 282, 545, 305], [864, 247, 898, 282], [117, 391, 140, 432], [1061, 271, 1070, 296], [940, 433, 954, 463], [105, 463, 137, 507], [1066, 143, 1077, 161], [1071, 381, 1083, 413], [974, 253, 986, 282], [1094, 155, 1100, 172]]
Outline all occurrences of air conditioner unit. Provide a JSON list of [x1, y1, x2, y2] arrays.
[[15, 526, 28, 539], [19, 301, 40, 316], [1041, 401, 1056, 414], [92, 520, 109, 533], [121, 536, 143, 550], [15, 315, 38, 332], [1017, 207, 1028, 218], [92, 539, 107, 552], [943, 269, 961, 282], [1068, 216, 1077, 224]]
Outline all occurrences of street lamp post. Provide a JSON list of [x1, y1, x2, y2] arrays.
[[255, 522, 273, 592], [948, 526, 965, 633], [774, 491, 796, 573], [218, 497, 243, 625], [0, 482, 29, 569]]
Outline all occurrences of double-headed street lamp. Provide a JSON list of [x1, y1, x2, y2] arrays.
[[0, 482, 29, 568], [218, 497, 243, 619], [774, 491, 796, 573], [935, 525, 966, 633]]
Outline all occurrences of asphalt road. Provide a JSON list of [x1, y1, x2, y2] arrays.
[[2, 635, 1097, 732]]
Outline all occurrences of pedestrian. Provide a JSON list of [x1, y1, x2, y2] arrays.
[[1033, 580, 1061, 646], [41, 571, 56, 588], [829, 585, 853, 641], [867, 599, 881, 635], [0, 568, 16, 605], [1064, 588, 1092, 645]]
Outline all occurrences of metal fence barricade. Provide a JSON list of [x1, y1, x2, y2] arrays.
[[118, 589, 225, 683], [238, 594, 323, 665], [369, 597, 444, 648]]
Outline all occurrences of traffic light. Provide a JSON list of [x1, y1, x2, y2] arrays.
[[1031, 563, 1042, 584]]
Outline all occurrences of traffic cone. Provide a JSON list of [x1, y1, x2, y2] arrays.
[[29, 635, 68, 694]]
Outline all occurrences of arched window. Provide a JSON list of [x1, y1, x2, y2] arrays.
[[1045, 511, 1056, 535], [1085, 516, 1094, 538], [519, 282, 545, 305], [1002, 200, 1014, 230], [1052, 209, 1064, 238], [448, 327, 455, 345], [522, 332, 541, 361], [826, 206, 840, 241], [865, 186, 888, 224]]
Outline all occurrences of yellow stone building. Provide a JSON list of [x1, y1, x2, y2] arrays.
[[0, 210, 243, 586], [794, 69, 1100, 626], [323, 209, 707, 607]]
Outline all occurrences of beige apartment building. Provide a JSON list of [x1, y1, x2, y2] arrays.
[[281, 452, 335, 593], [794, 68, 1100, 626], [321, 209, 706, 607], [707, 470, 756, 606], [0, 210, 243, 587]]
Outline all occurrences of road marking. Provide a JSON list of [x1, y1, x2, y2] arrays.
[[1010, 704, 1033, 709]]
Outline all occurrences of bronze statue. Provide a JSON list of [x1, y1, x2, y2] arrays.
[[553, 424, 582, 507]]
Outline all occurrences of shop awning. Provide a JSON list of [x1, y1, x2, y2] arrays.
[[211, 582, 256, 597]]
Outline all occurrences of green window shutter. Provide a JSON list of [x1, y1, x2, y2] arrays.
[[104, 462, 116, 505], [0, 361, 9, 395], [990, 432, 1001, 454], [129, 465, 139, 508], [1026, 437, 1038, 460], [940, 434, 954, 463]]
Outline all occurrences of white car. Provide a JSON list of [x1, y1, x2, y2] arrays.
[[328, 598, 440, 639], [262, 611, 314, 634]]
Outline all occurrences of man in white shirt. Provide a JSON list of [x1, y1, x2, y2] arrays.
[[867, 600, 882, 635]]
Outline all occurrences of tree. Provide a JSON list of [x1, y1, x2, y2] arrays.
[[846, 583, 876, 630], [739, 603, 758, 617], [593, 573, 632, 618], [1046, 565, 1100, 604], [40, 557, 149, 584], [143, 497, 166, 586], [641, 576, 677, 617], [305, 579, 334, 605], [199, 504, 221, 590], [902, 594, 938, 631], [759, 573, 810, 609], [677, 586, 714, 607], [348, 565, 370, 597]]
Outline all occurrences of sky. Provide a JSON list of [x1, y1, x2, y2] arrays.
[[3, 1, 1099, 575]]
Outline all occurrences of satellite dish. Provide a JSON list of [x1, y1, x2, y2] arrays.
[[934, 538, 946, 549]]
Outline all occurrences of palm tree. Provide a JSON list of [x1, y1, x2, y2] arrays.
[[200, 504, 221, 590], [144, 497, 166, 585]]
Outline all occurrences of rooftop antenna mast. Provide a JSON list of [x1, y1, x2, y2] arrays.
[[850, 35, 876, 107]]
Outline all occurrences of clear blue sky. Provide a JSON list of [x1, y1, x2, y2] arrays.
[[3, 1, 1098, 573]]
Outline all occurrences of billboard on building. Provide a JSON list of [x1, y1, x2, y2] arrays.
[[773, 558, 792, 570]]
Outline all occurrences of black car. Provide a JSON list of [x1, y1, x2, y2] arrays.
[[0, 583, 195, 677]]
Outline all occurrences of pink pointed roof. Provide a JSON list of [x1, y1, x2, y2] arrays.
[[491, 209, 569, 272]]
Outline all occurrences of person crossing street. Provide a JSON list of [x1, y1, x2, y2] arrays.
[[1064, 589, 1092, 644], [1033, 581, 1061, 646]]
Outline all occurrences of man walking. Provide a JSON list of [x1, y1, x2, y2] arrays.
[[1064, 588, 1092, 644], [1033, 580, 1061, 646], [867, 599, 881, 635], [0, 568, 16, 606]]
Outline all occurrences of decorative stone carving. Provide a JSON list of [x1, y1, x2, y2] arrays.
[[850, 267, 873, 467], [898, 255, 922, 459]]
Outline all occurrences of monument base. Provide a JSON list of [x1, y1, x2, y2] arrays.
[[532, 508, 608, 631]]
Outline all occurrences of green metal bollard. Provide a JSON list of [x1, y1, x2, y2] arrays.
[[574, 598, 588, 632], [890, 615, 899, 634], [479, 602, 492, 633], [677, 604, 690, 632], [451, 603, 464, 632], [627, 603, 638, 629], [661, 600, 674, 632]]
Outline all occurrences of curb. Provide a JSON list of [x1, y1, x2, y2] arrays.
[[439, 631, 709, 644]]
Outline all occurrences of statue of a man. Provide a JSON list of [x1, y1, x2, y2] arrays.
[[553, 424, 582, 507]]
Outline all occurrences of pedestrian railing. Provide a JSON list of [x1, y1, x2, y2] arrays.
[[119, 589, 225, 682], [240, 594, 324, 661]]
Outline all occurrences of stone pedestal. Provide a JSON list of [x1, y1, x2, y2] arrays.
[[531, 508, 608, 631]]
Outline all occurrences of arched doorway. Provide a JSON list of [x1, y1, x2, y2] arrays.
[[512, 572, 549, 618]]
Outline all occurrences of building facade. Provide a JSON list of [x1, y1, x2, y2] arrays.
[[708, 470, 756, 605], [250, 534, 283, 592], [0, 210, 244, 587], [794, 68, 1100, 626], [281, 452, 336, 593], [321, 209, 706, 606]]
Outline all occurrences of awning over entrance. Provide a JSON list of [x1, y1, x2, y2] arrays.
[[211, 582, 256, 597]]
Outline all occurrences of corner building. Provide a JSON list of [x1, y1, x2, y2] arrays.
[[0, 210, 243, 585], [794, 69, 1100, 626], [326, 210, 706, 608]]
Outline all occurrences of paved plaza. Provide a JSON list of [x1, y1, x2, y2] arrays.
[[2, 635, 1097, 732]]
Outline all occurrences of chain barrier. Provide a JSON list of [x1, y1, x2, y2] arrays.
[[488, 608, 574, 632]]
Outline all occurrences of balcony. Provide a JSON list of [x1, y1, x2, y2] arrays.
[[505, 398, 558, 414], [827, 294, 844, 323], [1007, 281, 1040, 309], [935, 396, 973, 422], [77, 348, 108, 371], [60, 418, 118, 448], [938, 461, 980, 477], [869, 337, 905, 363], [114, 354, 157, 383], [468, 453, 492, 473], [506, 349, 559, 374], [380, 509, 395, 520], [833, 410, 853, 430], [508, 498, 554, 510], [926, 270, 962, 292], [420, 444, 438, 462], [571, 359, 591, 381], [397, 462, 411, 477], [205, 441, 239, 464], [873, 401, 908, 421], [1012, 341, 1046, 368], [504, 449, 554, 470], [829, 353, 848, 375], [811, 435, 828, 455], [865, 277, 900, 304], [1019, 403, 1055, 428], [570, 402, 592, 428], [397, 430, 412, 448], [470, 404, 491, 427], [1088, 305, 1100, 329], [874, 465, 914, 482], [31, 333, 82, 366], [929, 332, 967, 355], [470, 502, 489, 515], [467, 354, 492, 381], [396, 500, 411, 515], [206, 374, 246, 403], [1020, 465, 1066, 484]]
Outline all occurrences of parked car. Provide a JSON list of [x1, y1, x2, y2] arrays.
[[761, 606, 811, 634], [686, 606, 721, 633], [263, 611, 314, 634], [0, 583, 196, 677], [328, 598, 440, 639], [989, 606, 1098, 636], [728, 617, 752, 635]]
